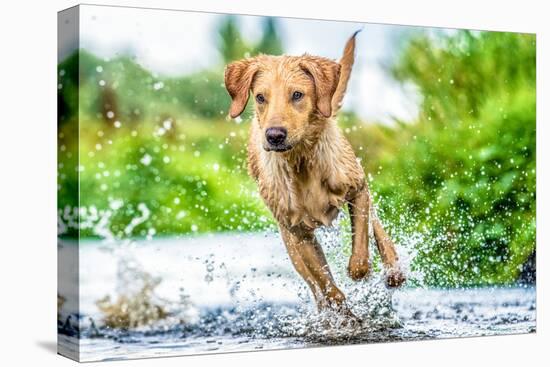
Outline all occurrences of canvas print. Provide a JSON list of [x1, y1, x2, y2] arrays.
[[57, 4, 536, 362]]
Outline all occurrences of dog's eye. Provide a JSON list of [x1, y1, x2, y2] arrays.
[[292, 91, 303, 101], [256, 94, 265, 104]]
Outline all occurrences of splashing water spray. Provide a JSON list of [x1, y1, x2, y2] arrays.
[[59, 199, 198, 333]]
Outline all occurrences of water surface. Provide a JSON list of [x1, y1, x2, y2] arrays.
[[58, 234, 536, 362]]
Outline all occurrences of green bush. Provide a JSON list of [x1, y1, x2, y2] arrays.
[[365, 31, 536, 286]]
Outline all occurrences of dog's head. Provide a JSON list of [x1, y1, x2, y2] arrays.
[[224, 33, 357, 153]]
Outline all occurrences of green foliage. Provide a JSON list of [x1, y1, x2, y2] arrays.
[[58, 117, 274, 238], [56, 47, 269, 239], [364, 31, 536, 286], [391, 31, 535, 125], [58, 50, 232, 123]]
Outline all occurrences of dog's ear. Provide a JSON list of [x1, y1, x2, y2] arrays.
[[299, 56, 341, 118], [332, 30, 359, 115], [224, 59, 259, 118]]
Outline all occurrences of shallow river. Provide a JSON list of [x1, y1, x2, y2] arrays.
[[57, 233, 536, 362]]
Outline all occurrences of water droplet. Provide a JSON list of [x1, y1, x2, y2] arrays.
[[140, 154, 152, 166], [153, 81, 164, 90]]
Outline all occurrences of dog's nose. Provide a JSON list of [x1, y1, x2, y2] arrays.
[[265, 127, 287, 146]]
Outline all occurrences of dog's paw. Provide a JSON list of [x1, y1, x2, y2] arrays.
[[385, 267, 406, 288], [347, 255, 371, 281]]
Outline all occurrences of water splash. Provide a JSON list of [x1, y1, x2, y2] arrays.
[[95, 258, 198, 330], [59, 200, 198, 331]]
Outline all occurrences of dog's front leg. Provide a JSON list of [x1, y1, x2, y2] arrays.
[[347, 188, 371, 281], [372, 217, 406, 287], [349, 187, 406, 288], [360, 188, 406, 288], [279, 225, 353, 315]]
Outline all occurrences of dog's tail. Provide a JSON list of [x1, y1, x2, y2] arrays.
[[331, 29, 360, 117]]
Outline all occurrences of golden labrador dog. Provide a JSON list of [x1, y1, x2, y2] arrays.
[[224, 32, 405, 319]]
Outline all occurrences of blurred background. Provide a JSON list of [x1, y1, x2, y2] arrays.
[[58, 6, 536, 287]]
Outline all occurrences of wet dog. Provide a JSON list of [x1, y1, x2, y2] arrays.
[[224, 32, 405, 319]]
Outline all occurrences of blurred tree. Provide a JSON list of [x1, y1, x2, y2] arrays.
[[255, 18, 283, 55], [218, 16, 252, 63], [218, 15, 284, 63]]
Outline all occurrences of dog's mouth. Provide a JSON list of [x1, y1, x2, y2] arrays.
[[264, 143, 293, 152]]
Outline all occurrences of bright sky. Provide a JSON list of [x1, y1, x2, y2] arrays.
[[63, 4, 429, 123]]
